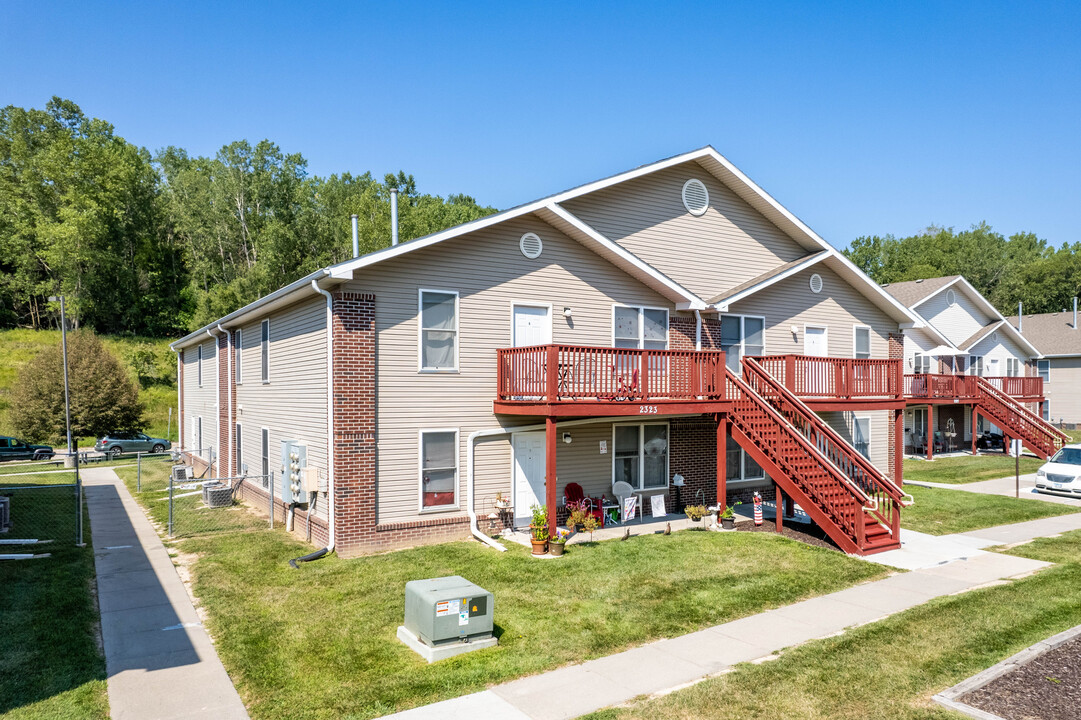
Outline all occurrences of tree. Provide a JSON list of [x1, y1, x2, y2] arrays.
[[9, 330, 142, 444]]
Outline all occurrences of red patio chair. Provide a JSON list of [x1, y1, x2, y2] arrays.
[[564, 483, 604, 527]]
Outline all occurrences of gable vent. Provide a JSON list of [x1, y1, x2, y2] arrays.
[[682, 179, 709, 216], [945, 289, 956, 306], [809, 273, 823, 294], [519, 232, 543, 259]]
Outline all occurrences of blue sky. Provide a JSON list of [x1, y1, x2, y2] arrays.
[[3, 1, 1079, 249]]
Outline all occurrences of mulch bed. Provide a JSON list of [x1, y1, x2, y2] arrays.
[[735, 519, 841, 552], [960, 635, 1081, 720]]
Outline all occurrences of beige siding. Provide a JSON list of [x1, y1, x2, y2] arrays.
[[561, 162, 809, 300], [345, 214, 674, 523], [1047, 358, 1081, 424], [182, 338, 217, 461], [819, 410, 890, 474], [969, 331, 1031, 375], [234, 297, 329, 518], [921, 288, 992, 346], [726, 264, 896, 358]]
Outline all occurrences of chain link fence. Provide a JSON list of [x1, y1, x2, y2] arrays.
[[0, 455, 82, 555]]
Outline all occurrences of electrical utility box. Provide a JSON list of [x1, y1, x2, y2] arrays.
[[279, 440, 307, 504], [398, 576, 496, 662]]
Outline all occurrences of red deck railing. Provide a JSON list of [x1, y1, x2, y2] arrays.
[[984, 376, 1044, 399], [903, 373, 981, 400], [497, 345, 726, 402], [752, 355, 903, 400]]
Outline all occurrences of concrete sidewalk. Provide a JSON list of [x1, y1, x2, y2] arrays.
[[379, 513, 1076, 720], [83, 466, 248, 720]]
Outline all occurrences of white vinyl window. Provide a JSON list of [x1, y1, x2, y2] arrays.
[[235, 328, 243, 384], [968, 355, 984, 377], [1006, 358, 1020, 377], [1043, 401, 1050, 422], [260, 427, 269, 488], [419, 290, 459, 371], [613, 423, 669, 492], [720, 315, 765, 374], [1038, 360, 1050, 383], [913, 353, 932, 374], [261, 319, 270, 383], [853, 415, 871, 460], [235, 423, 243, 474], [613, 306, 668, 350], [197, 345, 203, 387], [420, 430, 458, 510], [725, 436, 765, 481], [853, 326, 871, 360]]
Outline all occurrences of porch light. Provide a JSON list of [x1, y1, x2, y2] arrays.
[[563, 307, 572, 317], [562, 432, 572, 444], [790, 325, 799, 338]]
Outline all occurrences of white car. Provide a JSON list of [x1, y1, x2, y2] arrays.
[[1035, 444, 1081, 497]]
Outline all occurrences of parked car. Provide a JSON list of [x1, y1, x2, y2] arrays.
[[0, 435, 55, 461], [94, 432, 171, 458], [1035, 444, 1081, 497]]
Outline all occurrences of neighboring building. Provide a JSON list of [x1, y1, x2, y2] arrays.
[[1008, 303, 1081, 427], [882, 276, 1065, 459], [172, 146, 929, 558]]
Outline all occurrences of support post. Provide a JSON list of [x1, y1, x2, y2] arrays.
[[971, 409, 979, 456], [784, 495, 794, 518], [775, 485, 784, 534], [893, 408, 904, 485], [716, 415, 727, 512], [926, 405, 934, 461], [545, 416, 558, 539]]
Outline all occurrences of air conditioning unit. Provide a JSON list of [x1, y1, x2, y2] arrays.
[[171, 465, 193, 483], [0, 496, 10, 533], [397, 576, 496, 662]]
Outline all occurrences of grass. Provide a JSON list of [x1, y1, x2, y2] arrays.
[[900, 484, 1080, 535], [903, 453, 1045, 484], [583, 533, 1081, 720], [0, 480, 108, 719], [0, 329, 177, 446], [172, 527, 888, 719]]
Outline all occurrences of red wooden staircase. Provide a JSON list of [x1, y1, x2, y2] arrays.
[[726, 359, 910, 556], [974, 378, 1069, 460]]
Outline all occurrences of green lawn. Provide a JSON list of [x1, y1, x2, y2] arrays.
[[900, 484, 1080, 535], [175, 528, 888, 719], [0, 482, 108, 719], [584, 535, 1081, 720], [903, 454, 1044, 484]]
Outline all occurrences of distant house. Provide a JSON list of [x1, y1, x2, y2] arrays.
[[171, 146, 933, 558], [882, 276, 1065, 459], [1008, 303, 1081, 427]]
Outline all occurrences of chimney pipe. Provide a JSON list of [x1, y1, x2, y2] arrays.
[[390, 188, 399, 247], [350, 214, 359, 258], [1074, 296, 1078, 330], [1018, 302, 1022, 333]]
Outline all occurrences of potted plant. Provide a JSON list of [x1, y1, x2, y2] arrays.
[[565, 500, 587, 531], [494, 491, 511, 510], [549, 528, 570, 556], [529, 504, 549, 555], [720, 501, 740, 530], [684, 504, 709, 526]]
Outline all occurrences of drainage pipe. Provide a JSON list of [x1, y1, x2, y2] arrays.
[[217, 324, 231, 476], [694, 310, 703, 351]]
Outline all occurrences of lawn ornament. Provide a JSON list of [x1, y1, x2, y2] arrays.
[[753, 492, 763, 526]]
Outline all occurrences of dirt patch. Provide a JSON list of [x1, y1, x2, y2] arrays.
[[735, 520, 841, 552], [961, 635, 1081, 720]]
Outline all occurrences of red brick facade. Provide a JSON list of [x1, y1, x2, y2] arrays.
[[668, 314, 723, 353]]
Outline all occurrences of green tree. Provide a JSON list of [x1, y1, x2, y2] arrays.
[[9, 330, 142, 444]]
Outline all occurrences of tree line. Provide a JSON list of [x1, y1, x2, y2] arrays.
[[0, 97, 496, 336], [844, 223, 1081, 315]]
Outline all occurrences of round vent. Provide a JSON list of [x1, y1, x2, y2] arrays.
[[809, 273, 823, 294], [519, 232, 543, 259], [991, 331, 999, 342], [682, 179, 709, 216], [945, 289, 956, 306]]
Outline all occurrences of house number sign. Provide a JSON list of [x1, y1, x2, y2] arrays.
[[639, 405, 658, 414]]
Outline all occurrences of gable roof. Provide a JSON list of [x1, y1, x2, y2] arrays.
[[958, 321, 1004, 351], [880, 276, 962, 307], [1007, 311, 1081, 356], [173, 146, 924, 349], [707, 252, 829, 306]]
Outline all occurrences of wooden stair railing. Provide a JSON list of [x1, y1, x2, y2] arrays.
[[742, 357, 909, 543], [974, 378, 1069, 460], [726, 368, 898, 555]]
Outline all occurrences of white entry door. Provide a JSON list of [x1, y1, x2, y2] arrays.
[[512, 432, 546, 527], [987, 358, 1000, 377], [513, 304, 551, 347], [804, 326, 828, 356]]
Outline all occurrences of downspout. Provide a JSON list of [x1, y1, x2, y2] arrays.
[[206, 328, 219, 472], [694, 310, 703, 351], [170, 347, 181, 453], [217, 324, 231, 477], [291, 279, 336, 567]]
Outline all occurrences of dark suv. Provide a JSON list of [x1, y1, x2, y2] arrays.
[[0, 436, 55, 461], [94, 432, 171, 458]]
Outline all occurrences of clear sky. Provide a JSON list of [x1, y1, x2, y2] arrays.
[[3, 1, 1079, 249]]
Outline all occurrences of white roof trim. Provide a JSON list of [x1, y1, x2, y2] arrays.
[[711, 253, 829, 311], [916, 277, 1042, 357]]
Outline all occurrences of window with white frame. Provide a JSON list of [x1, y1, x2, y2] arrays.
[[1037, 360, 1050, 382], [613, 306, 668, 350], [235, 328, 243, 384], [721, 315, 765, 373], [725, 436, 764, 481], [913, 353, 931, 374], [1043, 401, 1050, 422], [853, 415, 871, 460], [419, 290, 458, 371], [260, 319, 270, 383], [420, 430, 458, 509], [968, 355, 984, 376], [235, 423, 242, 474], [853, 326, 871, 360], [260, 428, 269, 488], [197, 345, 203, 386], [1006, 358, 1020, 377], [613, 424, 669, 491]]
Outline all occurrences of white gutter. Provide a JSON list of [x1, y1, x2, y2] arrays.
[[311, 280, 336, 553], [217, 324, 231, 476], [694, 310, 703, 351]]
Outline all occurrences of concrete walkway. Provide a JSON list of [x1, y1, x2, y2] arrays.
[[83, 467, 248, 720], [379, 511, 1081, 720]]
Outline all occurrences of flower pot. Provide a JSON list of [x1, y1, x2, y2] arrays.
[[549, 542, 565, 556], [721, 516, 735, 530], [530, 538, 548, 555]]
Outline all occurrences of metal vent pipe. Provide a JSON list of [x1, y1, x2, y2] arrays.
[[1018, 302, 1023, 333], [1074, 296, 1078, 330], [351, 214, 359, 258], [390, 188, 399, 246]]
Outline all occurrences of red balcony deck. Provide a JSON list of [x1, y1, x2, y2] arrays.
[[904, 374, 1044, 403], [750, 355, 905, 410], [495, 345, 730, 416]]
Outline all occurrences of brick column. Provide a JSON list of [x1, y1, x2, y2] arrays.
[[332, 292, 377, 558], [218, 332, 229, 475]]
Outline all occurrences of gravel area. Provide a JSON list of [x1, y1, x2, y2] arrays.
[[960, 635, 1081, 720]]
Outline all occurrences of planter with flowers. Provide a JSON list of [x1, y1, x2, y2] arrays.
[[529, 504, 549, 555], [549, 528, 570, 556]]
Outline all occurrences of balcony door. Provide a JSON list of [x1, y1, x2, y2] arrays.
[[512, 304, 551, 347]]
